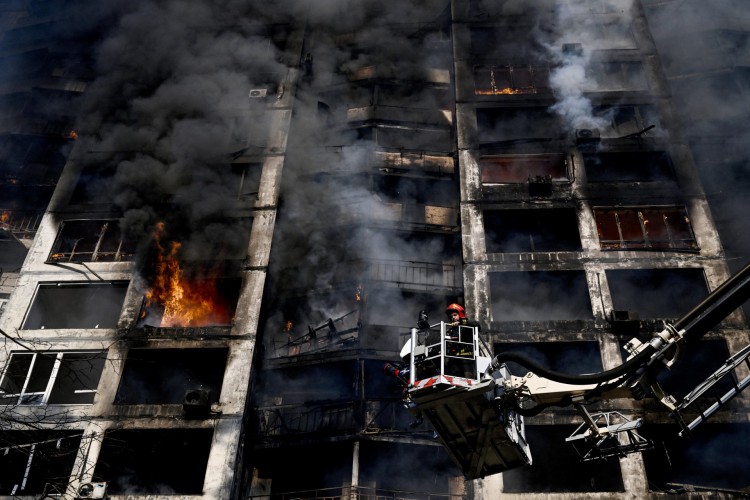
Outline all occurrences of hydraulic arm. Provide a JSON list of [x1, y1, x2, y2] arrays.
[[388, 262, 750, 478]]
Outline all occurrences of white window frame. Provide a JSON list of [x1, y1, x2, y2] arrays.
[[0, 351, 102, 405]]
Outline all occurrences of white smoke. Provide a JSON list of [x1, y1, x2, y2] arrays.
[[546, 0, 635, 131]]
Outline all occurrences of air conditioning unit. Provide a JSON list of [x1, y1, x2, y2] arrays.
[[575, 128, 601, 146], [183, 388, 211, 419], [248, 88, 268, 98], [77, 482, 107, 499]]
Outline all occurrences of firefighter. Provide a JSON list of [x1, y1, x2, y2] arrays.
[[445, 303, 479, 378], [445, 303, 479, 335]]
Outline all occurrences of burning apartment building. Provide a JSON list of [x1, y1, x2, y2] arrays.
[[0, 0, 749, 498]]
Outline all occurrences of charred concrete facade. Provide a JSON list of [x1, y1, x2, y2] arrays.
[[0, 0, 749, 499], [453, 0, 750, 497]]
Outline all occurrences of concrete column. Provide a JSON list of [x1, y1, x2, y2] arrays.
[[350, 440, 360, 500]]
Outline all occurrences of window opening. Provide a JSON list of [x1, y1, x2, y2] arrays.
[[0, 351, 105, 405], [0, 431, 82, 495], [480, 154, 568, 183], [594, 206, 698, 251], [584, 151, 675, 182], [484, 208, 581, 252], [474, 65, 551, 95], [489, 270, 592, 321], [606, 267, 708, 319], [22, 282, 128, 330], [48, 219, 136, 263]]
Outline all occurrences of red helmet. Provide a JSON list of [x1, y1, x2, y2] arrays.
[[446, 303, 466, 319]]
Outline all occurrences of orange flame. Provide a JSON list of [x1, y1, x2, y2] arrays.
[[285, 320, 293, 332], [475, 88, 524, 95], [143, 222, 231, 327], [0, 210, 10, 225], [67, 130, 78, 140], [355, 284, 364, 302]]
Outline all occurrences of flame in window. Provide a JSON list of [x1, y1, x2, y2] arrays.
[[142, 222, 231, 327]]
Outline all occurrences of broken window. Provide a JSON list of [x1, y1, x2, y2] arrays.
[[253, 443, 352, 495], [484, 208, 581, 252], [22, 281, 128, 330], [502, 425, 624, 492], [258, 362, 357, 406], [0, 430, 82, 496], [495, 341, 603, 377], [68, 164, 116, 205], [0, 228, 28, 270], [474, 65, 551, 95], [137, 276, 241, 328], [373, 175, 457, 207], [584, 151, 675, 182], [641, 423, 750, 492], [476, 107, 561, 145], [469, 26, 552, 60], [354, 125, 453, 152], [360, 442, 459, 494], [114, 348, 227, 404], [231, 162, 262, 200], [606, 267, 708, 319], [594, 206, 698, 251], [93, 429, 213, 494], [255, 364, 359, 436], [489, 271, 592, 321], [0, 134, 67, 187], [480, 154, 568, 183], [592, 104, 662, 138], [47, 219, 136, 263], [0, 351, 105, 405], [589, 61, 648, 91], [564, 20, 636, 50]]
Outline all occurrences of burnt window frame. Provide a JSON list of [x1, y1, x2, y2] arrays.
[[480, 154, 569, 184], [483, 208, 582, 253], [93, 428, 213, 494], [231, 162, 262, 201], [473, 64, 552, 96], [114, 347, 228, 405], [588, 61, 649, 92], [594, 205, 699, 252], [583, 150, 676, 182], [0, 351, 105, 405], [489, 270, 593, 322], [0, 430, 83, 495], [592, 104, 661, 138], [68, 164, 117, 206], [47, 219, 135, 263]]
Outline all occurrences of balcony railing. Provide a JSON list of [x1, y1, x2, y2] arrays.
[[254, 400, 414, 438], [249, 485, 466, 500], [361, 259, 461, 289], [309, 146, 455, 176], [256, 402, 359, 437], [0, 209, 44, 239]]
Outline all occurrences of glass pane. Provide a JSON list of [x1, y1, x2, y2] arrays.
[[48, 353, 106, 404], [25, 354, 55, 393], [0, 353, 32, 403], [22, 282, 128, 329]]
